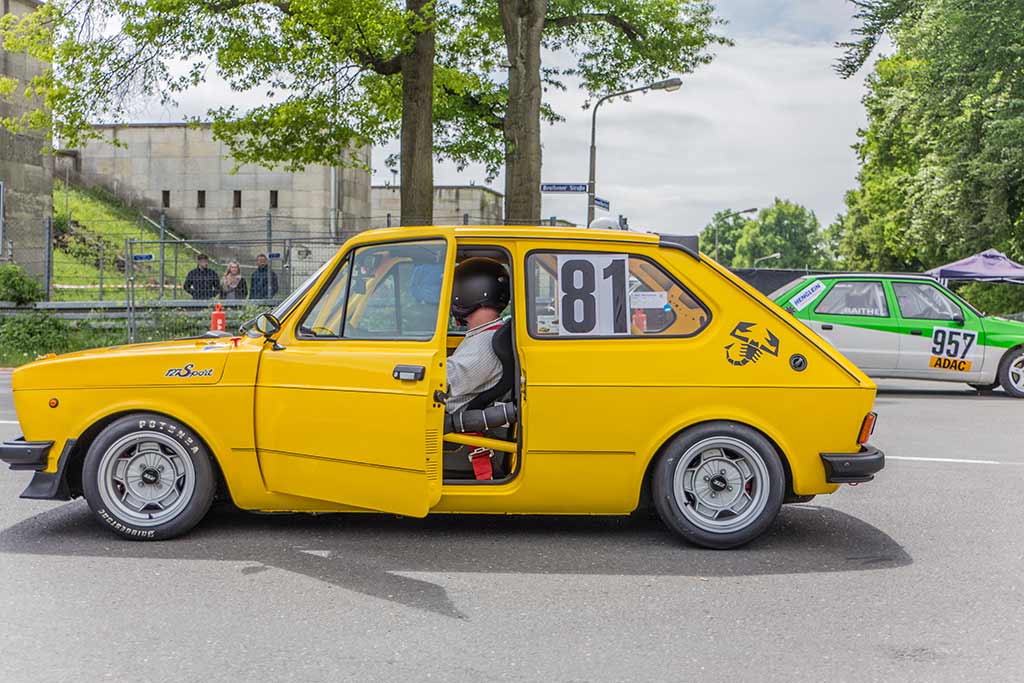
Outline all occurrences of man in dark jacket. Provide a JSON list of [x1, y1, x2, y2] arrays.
[[183, 254, 220, 299], [250, 253, 279, 299]]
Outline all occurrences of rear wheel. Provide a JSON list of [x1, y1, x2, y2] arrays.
[[997, 348, 1024, 398], [653, 422, 785, 549], [81, 414, 216, 540]]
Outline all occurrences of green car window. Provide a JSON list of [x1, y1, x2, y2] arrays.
[[892, 282, 962, 320], [815, 281, 888, 317]]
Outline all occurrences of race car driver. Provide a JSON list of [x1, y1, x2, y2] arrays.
[[445, 257, 511, 415]]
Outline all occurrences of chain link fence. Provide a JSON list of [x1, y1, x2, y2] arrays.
[[3, 211, 583, 346]]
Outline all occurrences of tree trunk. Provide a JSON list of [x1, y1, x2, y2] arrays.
[[499, 0, 547, 224], [400, 0, 434, 226]]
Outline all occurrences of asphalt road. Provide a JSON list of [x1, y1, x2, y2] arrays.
[[0, 371, 1022, 682]]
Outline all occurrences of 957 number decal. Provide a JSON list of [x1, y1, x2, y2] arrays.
[[929, 327, 976, 371]]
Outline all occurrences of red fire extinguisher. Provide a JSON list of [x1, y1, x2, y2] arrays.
[[631, 308, 647, 333], [211, 303, 226, 332]]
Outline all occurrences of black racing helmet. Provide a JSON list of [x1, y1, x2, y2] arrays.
[[451, 257, 510, 324]]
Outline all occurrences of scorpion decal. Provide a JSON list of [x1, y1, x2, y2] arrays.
[[725, 321, 780, 367]]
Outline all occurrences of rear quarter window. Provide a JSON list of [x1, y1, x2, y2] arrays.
[[526, 251, 710, 338]]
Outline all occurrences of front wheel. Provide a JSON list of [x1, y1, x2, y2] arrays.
[[998, 348, 1024, 398], [81, 414, 216, 540], [653, 422, 785, 549]]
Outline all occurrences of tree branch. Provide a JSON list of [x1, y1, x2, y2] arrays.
[[545, 13, 645, 42], [442, 85, 504, 131]]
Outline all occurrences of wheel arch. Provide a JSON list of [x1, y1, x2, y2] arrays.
[[64, 409, 231, 503], [638, 418, 798, 510]]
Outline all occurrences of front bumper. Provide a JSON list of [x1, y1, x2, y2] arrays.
[[0, 437, 54, 471], [820, 444, 885, 484], [0, 436, 76, 500]]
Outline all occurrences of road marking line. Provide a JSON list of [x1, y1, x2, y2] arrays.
[[888, 455, 1002, 465], [0, 420, 19, 424]]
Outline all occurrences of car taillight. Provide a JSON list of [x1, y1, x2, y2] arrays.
[[858, 412, 877, 445]]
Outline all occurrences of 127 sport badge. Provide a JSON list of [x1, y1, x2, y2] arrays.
[[928, 327, 977, 372]]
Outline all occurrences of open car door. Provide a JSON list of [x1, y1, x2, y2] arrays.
[[254, 232, 455, 516]]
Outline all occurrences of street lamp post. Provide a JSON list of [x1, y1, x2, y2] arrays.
[[588, 77, 682, 226], [753, 252, 782, 267], [714, 207, 757, 262]]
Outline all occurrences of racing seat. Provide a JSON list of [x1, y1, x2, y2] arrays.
[[443, 320, 517, 479]]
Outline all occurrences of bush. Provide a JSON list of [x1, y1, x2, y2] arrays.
[[0, 264, 45, 305], [0, 313, 71, 358]]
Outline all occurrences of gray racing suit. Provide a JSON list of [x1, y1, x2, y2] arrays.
[[445, 319, 504, 414]]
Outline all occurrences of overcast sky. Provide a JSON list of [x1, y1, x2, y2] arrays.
[[139, 1, 871, 234]]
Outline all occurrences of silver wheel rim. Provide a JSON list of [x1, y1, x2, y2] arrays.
[[672, 436, 771, 534], [1009, 356, 1024, 393], [97, 432, 196, 527]]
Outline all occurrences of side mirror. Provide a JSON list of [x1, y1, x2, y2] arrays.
[[254, 312, 281, 338], [951, 312, 965, 326]]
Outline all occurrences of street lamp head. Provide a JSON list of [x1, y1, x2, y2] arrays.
[[651, 77, 682, 92]]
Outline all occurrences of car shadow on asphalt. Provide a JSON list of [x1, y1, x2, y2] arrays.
[[0, 501, 911, 619]]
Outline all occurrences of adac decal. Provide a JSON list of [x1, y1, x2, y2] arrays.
[[164, 363, 214, 378], [929, 356, 972, 372], [725, 322, 780, 367]]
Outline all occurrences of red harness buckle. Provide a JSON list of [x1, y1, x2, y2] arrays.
[[466, 432, 493, 480]]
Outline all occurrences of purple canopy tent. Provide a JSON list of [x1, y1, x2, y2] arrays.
[[925, 249, 1024, 284]]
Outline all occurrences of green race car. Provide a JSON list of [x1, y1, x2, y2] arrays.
[[772, 274, 1024, 397]]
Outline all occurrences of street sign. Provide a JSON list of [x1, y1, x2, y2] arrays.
[[594, 196, 610, 211], [541, 183, 587, 193], [132, 254, 154, 262], [267, 252, 282, 260]]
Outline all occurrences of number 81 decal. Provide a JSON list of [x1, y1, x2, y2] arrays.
[[929, 327, 976, 372], [556, 253, 629, 336]]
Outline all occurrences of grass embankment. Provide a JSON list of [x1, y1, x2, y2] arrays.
[[51, 181, 193, 301]]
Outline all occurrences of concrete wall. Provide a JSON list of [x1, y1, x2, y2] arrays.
[[371, 185, 504, 225], [0, 0, 52, 278], [65, 123, 371, 240]]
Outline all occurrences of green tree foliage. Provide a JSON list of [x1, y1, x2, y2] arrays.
[[831, 0, 1024, 277], [699, 209, 752, 267], [702, 200, 830, 269], [734, 199, 830, 269], [2, 1, 724, 224]]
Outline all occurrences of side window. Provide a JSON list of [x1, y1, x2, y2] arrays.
[[298, 259, 351, 337], [343, 240, 446, 340], [526, 252, 710, 338], [893, 282, 961, 320], [815, 281, 889, 317]]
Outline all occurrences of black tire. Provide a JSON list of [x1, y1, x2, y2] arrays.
[[997, 347, 1024, 398], [81, 413, 216, 540], [652, 422, 785, 549], [968, 382, 999, 392]]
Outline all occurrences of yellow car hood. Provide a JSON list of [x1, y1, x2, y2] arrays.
[[12, 336, 241, 391]]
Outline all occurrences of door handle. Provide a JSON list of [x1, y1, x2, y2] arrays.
[[393, 365, 426, 381], [910, 330, 923, 336], [820, 324, 833, 331]]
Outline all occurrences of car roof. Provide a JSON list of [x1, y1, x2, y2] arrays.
[[792, 272, 939, 283], [357, 224, 664, 245]]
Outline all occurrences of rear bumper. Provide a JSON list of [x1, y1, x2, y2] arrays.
[[0, 437, 53, 471], [820, 444, 885, 484]]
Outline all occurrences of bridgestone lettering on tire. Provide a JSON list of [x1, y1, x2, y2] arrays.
[[81, 413, 216, 541], [653, 422, 785, 549]]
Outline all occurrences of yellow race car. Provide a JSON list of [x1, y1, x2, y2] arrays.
[[0, 226, 884, 548]]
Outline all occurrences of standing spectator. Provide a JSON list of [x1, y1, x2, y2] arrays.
[[220, 261, 248, 300], [250, 253, 279, 299], [183, 254, 220, 299]]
